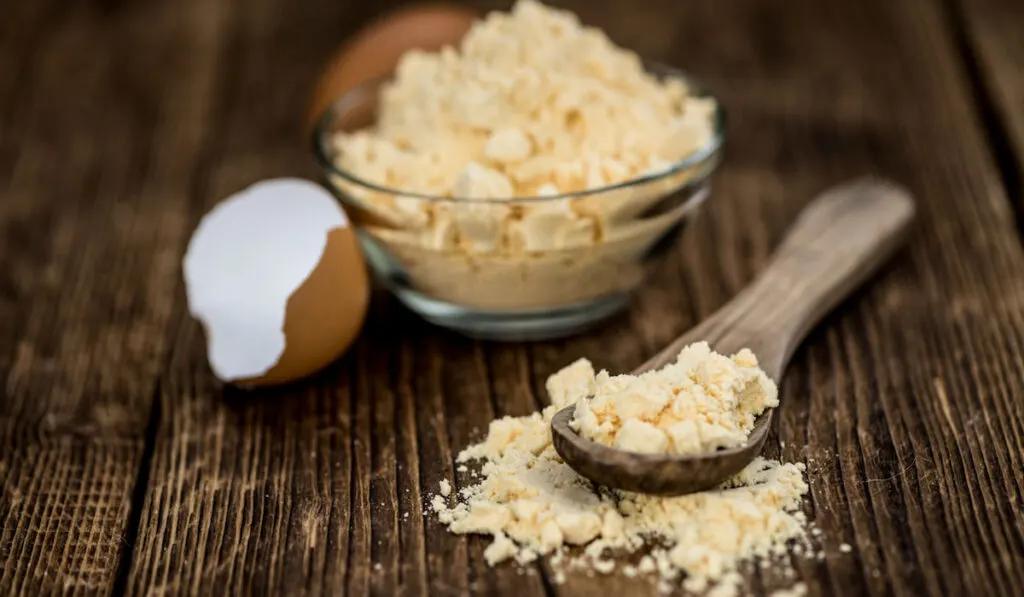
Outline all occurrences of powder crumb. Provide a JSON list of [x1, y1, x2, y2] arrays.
[[550, 549, 565, 567], [684, 574, 709, 594], [770, 582, 808, 597], [706, 572, 742, 597], [484, 532, 519, 565], [458, 465, 468, 473], [839, 543, 853, 553], [429, 346, 810, 594], [439, 479, 452, 497]]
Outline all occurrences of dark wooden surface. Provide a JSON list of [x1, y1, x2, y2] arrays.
[[2, 0, 1023, 595]]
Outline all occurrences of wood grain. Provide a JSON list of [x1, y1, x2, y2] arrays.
[[0, 0, 227, 594], [1, 0, 1023, 596], [948, 0, 1024, 207], [121, 0, 379, 593]]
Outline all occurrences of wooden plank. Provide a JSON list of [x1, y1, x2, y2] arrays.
[[949, 0, 1024, 197], [119, 1, 1024, 597], [0, 0, 230, 594], [121, 0, 383, 594]]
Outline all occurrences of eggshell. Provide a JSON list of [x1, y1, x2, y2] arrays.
[[183, 178, 369, 387], [307, 2, 478, 129]]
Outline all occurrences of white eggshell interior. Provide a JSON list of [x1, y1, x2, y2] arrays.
[[183, 178, 349, 382]]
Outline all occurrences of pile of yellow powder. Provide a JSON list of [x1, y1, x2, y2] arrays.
[[332, 0, 716, 198], [431, 344, 812, 596], [572, 342, 778, 455]]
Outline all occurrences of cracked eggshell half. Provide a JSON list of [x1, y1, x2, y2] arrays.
[[183, 178, 369, 387]]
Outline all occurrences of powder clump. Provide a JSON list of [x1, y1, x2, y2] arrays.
[[431, 344, 810, 595], [572, 341, 779, 455]]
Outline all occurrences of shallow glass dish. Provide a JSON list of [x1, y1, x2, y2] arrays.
[[312, 63, 725, 341]]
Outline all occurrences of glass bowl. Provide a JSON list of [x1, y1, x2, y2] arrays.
[[312, 63, 725, 341]]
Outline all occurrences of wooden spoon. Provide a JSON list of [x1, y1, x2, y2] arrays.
[[551, 177, 916, 496]]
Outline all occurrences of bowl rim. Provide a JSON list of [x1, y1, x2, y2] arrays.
[[311, 61, 726, 205]]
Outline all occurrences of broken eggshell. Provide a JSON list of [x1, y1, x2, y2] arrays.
[[183, 178, 369, 387]]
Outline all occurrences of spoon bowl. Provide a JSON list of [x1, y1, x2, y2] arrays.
[[551, 177, 916, 495], [552, 406, 771, 495]]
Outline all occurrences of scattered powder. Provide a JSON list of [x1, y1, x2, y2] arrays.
[[839, 543, 852, 553], [770, 582, 808, 597], [440, 479, 452, 497], [430, 347, 812, 595], [571, 342, 778, 455]]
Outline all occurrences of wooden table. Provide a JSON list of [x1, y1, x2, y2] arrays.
[[2, 0, 1023, 595]]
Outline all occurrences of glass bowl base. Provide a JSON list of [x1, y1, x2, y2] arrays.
[[391, 288, 631, 342]]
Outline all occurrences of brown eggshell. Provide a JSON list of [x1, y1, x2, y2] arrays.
[[237, 225, 369, 387], [307, 2, 478, 129]]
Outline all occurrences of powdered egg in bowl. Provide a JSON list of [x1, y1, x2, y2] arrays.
[[312, 1, 725, 341]]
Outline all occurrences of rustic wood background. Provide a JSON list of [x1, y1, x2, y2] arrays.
[[2, 0, 1023, 595]]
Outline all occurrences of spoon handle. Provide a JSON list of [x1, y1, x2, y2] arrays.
[[638, 177, 915, 379]]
